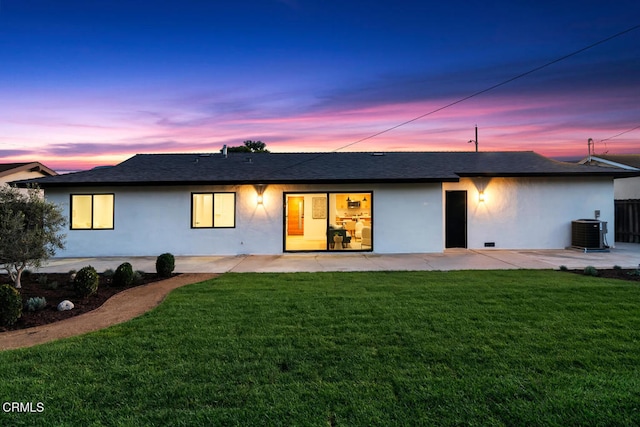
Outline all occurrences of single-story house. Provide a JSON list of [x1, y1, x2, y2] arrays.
[[579, 154, 640, 243], [578, 154, 640, 199], [15, 151, 640, 257], [1, 162, 57, 186]]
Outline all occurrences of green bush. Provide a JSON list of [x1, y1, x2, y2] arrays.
[[25, 296, 47, 312], [113, 262, 134, 287], [133, 270, 145, 285], [584, 266, 599, 277], [74, 266, 99, 297], [628, 268, 640, 277], [156, 253, 175, 277], [0, 284, 23, 326]]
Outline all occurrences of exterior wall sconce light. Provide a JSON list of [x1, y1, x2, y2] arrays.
[[255, 184, 266, 205], [478, 191, 485, 203]]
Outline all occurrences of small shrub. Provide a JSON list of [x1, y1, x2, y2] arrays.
[[156, 253, 175, 277], [103, 268, 115, 278], [68, 269, 77, 282], [0, 284, 23, 326], [133, 270, 145, 285], [35, 274, 58, 290], [25, 296, 47, 312], [584, 266, 599, 277], [74, 266, 99, 297], [628, 267, 640, 277], [559, 265, 568, 271], [613, 265, 622, 270], [113, 262, 134, 287]]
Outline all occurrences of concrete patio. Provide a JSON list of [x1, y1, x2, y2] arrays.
[[38, 243, 640, 274]]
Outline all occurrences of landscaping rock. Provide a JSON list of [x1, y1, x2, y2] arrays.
[[57, 300, 74, 311]]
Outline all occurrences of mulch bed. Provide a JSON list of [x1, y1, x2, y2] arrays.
[[1, 272, 173, 332], [566, 268, 640, 282]]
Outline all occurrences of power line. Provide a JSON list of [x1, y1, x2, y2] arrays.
[[274, 24, 640, 172], [596, 123, 640, 154], [332, 23, 640, 152], [600, 124, 640, 142]]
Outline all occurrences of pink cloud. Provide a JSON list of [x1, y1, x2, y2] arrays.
[[2, 81, 638, 172]]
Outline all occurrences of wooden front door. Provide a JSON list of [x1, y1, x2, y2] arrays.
[[287, 196, 304, 235]]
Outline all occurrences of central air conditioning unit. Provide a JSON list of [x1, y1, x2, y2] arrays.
[[571, 219, 608, 252]]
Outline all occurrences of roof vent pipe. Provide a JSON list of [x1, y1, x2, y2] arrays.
[[222, 144, 228, 158]]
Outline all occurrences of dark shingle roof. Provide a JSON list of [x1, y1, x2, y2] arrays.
[[16, 151, 639, 188]]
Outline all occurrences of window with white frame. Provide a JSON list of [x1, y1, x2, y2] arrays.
[[70, 194, 114, 230], [192, 192, 236, 228]]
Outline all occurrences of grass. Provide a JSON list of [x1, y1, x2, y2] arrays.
[[1, 270, 640, 426]]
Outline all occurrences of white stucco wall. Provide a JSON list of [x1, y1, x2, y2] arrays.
[[46, 176, 614, 256], [46, 183, 443, 257], [443, 177, 615, 249], [371, 183, 443, 253], [614, 177, 640, 200]]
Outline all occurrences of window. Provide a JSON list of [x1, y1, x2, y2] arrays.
[[284, 192, 372, 251], [192, 192, 236, 228], [71, 194, 114, 229]]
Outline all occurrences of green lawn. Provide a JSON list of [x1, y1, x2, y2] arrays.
[[1, 270, 640, 426]]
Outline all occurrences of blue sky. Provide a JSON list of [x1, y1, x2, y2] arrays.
[[1, 1, 639, 170]]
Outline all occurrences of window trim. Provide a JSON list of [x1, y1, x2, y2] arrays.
[[70, 193, 115, 230], [191, 192, 236, 229]]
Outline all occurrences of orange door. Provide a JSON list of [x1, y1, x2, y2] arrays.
[[287, 197, 304, 235]]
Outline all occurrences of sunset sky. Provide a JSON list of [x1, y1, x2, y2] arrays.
[[1, 1, 639, 171]]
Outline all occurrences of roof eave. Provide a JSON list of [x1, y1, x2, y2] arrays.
[[456, 171, 640, 178], [34, 177, 459, 188], [0, 162, 57, 180]]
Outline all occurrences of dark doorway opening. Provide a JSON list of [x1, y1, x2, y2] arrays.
[[445, 191, 467, 248]]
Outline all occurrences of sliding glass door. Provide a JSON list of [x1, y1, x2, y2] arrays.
[[284, 192, 372, 252]]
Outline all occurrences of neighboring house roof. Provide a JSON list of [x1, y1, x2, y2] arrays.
[[15, 151, 640, 188], [578, 154, 640, 170], [0, 162, 57, 181]]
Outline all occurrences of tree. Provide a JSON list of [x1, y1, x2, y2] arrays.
[[225, 140, 270, 153], [0, 185, 66, 288]]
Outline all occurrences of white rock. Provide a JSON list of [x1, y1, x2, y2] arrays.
[[57, 300, 74, 311]]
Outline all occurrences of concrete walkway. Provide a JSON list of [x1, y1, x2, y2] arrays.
[[0, 273, 217, 351], [38, 243, 640, 274]]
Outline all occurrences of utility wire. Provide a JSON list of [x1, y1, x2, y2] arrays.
[[332, 23, 640, 152], [600, 124, 640, 142], [596, 123, 640, 154], [274, 23, 640, 171]]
